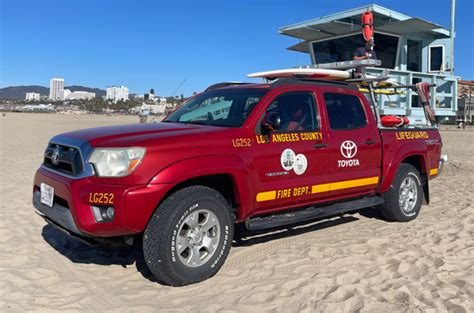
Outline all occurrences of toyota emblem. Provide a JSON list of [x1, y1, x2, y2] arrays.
[[51, 147, 61, 165], [340, 140, 357, 159]]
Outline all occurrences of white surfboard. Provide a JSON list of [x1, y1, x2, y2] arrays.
[[247, 68, 352, 81]]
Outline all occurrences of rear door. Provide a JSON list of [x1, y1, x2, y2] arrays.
[[251, 88, 330, 214], [319, 90, 382, 198]]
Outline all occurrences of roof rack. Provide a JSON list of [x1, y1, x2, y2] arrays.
[[270, 78, 358, 90], [294, 59, 381, 70], [204, 82, 252, 92]]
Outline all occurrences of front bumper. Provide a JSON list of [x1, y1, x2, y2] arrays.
[[33, 191, 103, 245], [33, 167, 171, 238], [34, 190, 84, 236]]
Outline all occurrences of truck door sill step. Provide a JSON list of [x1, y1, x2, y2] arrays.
[[245, 196, 384, 231]]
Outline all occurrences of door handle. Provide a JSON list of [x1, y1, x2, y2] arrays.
[[365, 139, 376, 145], [313, 143, 328, 148]]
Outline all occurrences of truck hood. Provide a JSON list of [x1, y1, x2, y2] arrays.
[[59, 122, 214, 147]]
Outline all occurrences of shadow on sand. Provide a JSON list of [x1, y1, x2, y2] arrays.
[[41, 225, 157, 282], [41, 207, 385, 283]]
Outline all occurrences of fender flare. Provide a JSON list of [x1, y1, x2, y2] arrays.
[[378, 144, 430, 194], [149, 154, 253, 219]]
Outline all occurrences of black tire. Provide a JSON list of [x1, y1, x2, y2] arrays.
[[380, 163, 423, 222], [143, 186, 234, 286]]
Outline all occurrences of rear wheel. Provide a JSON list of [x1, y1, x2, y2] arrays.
[[143, 186, 234, 286], [380, 164, 423, 222]]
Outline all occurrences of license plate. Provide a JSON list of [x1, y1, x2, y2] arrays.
[[40, 183, 54, 207]]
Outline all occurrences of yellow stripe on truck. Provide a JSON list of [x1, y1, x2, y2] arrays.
[[256, 190, 277, 202], [256, 176, 379, 202], [311, 183, 330, 194], [430, 168, 438, 176], [325, 176, 379, 192]]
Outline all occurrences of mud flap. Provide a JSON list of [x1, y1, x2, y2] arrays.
[[423, 179, 429, 205]]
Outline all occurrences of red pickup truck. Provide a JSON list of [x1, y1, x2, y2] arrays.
[[33, 78, 446, 286]]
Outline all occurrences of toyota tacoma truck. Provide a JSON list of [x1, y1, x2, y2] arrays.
[[33, 78, 446, 286]]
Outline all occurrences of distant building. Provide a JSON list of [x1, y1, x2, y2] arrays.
[[458, 80, 474, 123], [21, 104, 54, 112], [131, 103, 166, 115], [63, 89, 72, 100], [106, 85, 129, 102], [144, 88, 156, 101], [66, 91, 95, 100], [25, 92, 40, 101], [49, 78, 64, 100]]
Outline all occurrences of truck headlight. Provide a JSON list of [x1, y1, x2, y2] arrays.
[[88, 147, 146, 177]]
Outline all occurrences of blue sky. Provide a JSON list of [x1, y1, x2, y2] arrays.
[[1, 0, 473, 96]]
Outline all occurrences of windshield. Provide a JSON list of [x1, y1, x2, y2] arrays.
[[164, 88, 268, 127]]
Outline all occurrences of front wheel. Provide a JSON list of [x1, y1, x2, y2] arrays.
[[143, 186, 234, 286], [380, 164, 423, 222]]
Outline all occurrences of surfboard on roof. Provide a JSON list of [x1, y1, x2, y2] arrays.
[[247, 67, 383, 82], [247, 67, 400, 91], [247, 68, 351, 81]]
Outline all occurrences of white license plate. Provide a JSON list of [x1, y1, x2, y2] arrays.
[[40, 183, 54, 207]]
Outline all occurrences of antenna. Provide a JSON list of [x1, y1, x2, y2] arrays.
[[171, 77, 188, 97], [147, 76, 189, 124]]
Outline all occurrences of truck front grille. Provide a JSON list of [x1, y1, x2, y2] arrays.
[[43, 143, 84, 176]]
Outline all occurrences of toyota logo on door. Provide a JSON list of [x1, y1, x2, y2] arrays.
[[338, 140, 360, 167], [340, 140, 357, 158]]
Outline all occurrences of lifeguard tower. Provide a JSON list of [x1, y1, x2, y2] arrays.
[[278, 4, 458, 123]]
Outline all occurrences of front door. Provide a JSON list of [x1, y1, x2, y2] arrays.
[[252, 89, 330, 214]]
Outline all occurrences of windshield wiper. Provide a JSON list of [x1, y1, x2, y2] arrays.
[[184, 121, 210, 126]]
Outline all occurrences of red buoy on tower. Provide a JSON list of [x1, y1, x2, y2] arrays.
[[362, 10, 374, 43]]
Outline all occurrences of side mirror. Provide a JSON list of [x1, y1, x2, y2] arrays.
[[263, 111, 281, 131]]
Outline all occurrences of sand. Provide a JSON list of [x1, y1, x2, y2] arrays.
[[0, 113, 473, 313]]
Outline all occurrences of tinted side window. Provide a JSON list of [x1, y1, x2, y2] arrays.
[[263, 92, 318, 132], [324, 93, 367, 130]]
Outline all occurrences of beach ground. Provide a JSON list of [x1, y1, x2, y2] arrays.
[[1, 113, 473, 312]]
